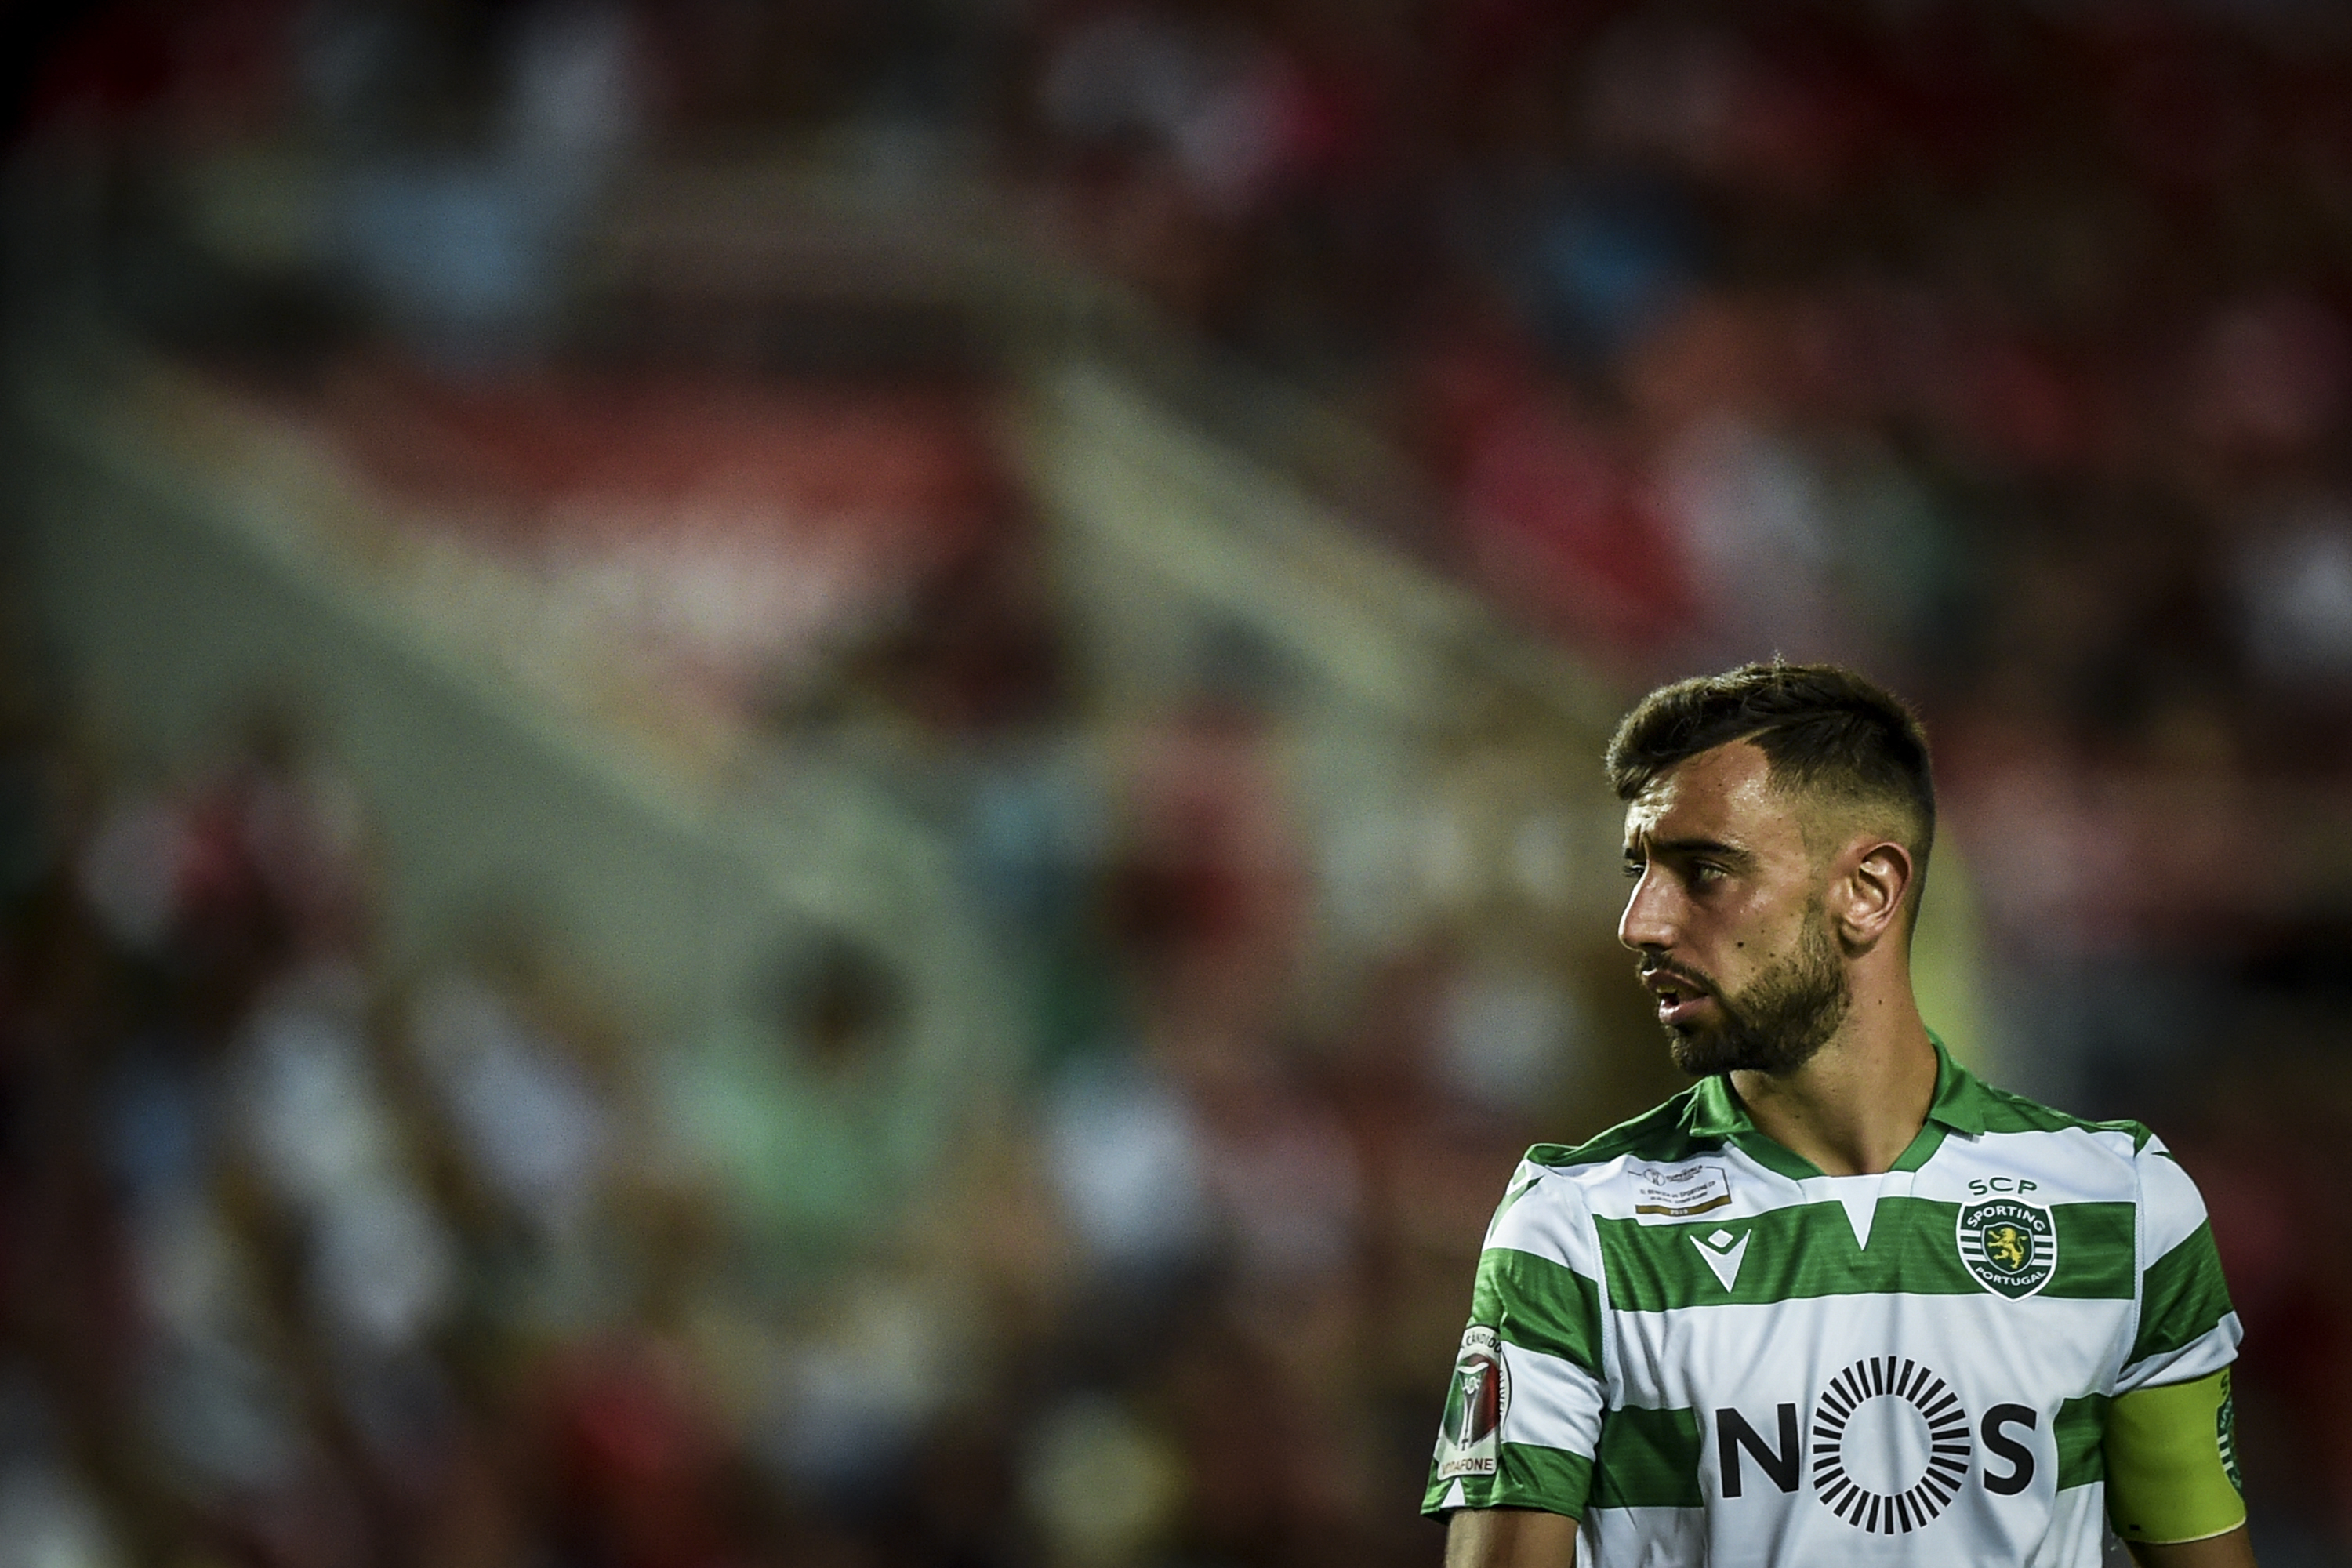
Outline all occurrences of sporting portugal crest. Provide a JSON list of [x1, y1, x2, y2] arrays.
[[1957, 1197, 2057, 1298]]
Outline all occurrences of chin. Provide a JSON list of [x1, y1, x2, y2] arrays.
[[1667, 1029, 1728, 1076]]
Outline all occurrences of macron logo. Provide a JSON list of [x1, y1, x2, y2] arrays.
[[1693, 1227, 1751, 1291]]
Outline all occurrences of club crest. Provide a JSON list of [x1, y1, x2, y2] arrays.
[[1957, 1197, 2056, 1298]]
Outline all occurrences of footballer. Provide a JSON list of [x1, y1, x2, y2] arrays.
[[1428, 663, 2253, 1567]]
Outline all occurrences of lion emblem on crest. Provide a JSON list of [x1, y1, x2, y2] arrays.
[[1957, 1197, 2057, 1298]]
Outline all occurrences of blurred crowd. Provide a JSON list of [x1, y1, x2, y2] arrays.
[[20, 0, 2352, 1023], [1004, 0, 2352, 1055], [6, 0, 2352, 1564], [0, 583, 1598, 1568]]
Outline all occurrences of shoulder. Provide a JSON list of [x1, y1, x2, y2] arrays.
[[1967, 1077, 2158, 1152], [1490, 1087, 1727, 1253], [1958, 1076, 2204, 1217], [1526, 1083, 1721, 1175]]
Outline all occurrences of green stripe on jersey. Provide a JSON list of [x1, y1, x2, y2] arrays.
[[1592, 1406, 1704, 1509], [1422, 1443, 1595, 1517], [2056, 1394, 2110, 1490], [1595, 1200, 2136, 1310], [1473, 1249, 1602, 1374], [2130, 1221, 2234, 1367], [1502, 1443, 1596, 1516], [1526, 1102, 1710, 1173], [1968, 1091, 2156, 1150]]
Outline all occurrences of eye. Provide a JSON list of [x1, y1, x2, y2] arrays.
[[1691, 862, 1727, 885], [1622, 859, 1646, 880]]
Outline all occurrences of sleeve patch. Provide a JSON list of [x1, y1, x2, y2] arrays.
[[1432, 1326, 1508, 1485]]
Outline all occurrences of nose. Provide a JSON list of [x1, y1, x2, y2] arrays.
[[1618, 865, 1677, 954]]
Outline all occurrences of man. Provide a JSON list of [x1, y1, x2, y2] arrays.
[[1426, 664, 2252, 1567]]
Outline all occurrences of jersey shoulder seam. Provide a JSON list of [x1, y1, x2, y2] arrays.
[[1972, 1080, 2156, 1152], [1524, 1086, 1719, 1171]]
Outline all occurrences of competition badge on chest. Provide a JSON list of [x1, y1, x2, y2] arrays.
[[1434, 1326, 1508, 1481], [1956, 1197, 2057, 1298]]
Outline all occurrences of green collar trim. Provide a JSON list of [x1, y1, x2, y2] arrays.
[[1682, 1032, 1984, 1178], [1920, 1033, 1994, 1137]]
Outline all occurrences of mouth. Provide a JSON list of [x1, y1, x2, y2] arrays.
[[1642, 965, 1715, 1029]]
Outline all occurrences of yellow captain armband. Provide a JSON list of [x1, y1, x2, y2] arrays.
[[2104, 1367, 2247, 1544]]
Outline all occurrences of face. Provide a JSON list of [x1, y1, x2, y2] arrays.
[[1618, 742, 1851, 1076]]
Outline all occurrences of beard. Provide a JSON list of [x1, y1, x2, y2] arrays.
[[1649, 912, 1851, 1078]]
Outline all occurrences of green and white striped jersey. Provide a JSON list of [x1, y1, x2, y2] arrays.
[[1423, 1042, 2240, 1566]]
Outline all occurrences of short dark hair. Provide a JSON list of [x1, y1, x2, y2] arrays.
[[1606, 661, 1936, 880]]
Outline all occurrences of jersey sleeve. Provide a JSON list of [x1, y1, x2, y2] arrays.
[[1422, 1156, 1609, 1521], [2114, 1137, 2241, 1396]]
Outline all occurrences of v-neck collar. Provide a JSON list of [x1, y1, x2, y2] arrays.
[[1682, 1033, 1984, 1181]]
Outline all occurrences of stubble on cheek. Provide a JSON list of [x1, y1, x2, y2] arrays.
[[1660, 914, 1849, 1078]]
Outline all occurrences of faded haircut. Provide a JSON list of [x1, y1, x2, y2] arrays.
[[1606, 661, 1936, 902]]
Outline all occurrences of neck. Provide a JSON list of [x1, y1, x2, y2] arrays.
[[1726, 969, 1938, 1178]]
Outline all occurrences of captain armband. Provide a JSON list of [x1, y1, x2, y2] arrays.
[[2103, 1367, 2247, 1545]]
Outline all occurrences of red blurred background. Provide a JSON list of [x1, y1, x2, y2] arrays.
[[0, 2, 2347, 1566]]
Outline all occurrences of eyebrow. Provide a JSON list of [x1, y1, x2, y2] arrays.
[[1624, 835, 1754, 863]]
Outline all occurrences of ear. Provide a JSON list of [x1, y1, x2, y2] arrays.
[[1829, 837, 1914, 953]]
